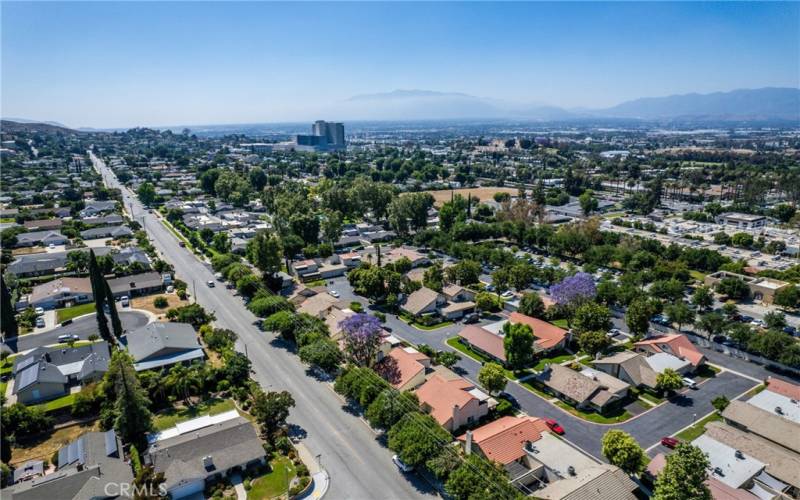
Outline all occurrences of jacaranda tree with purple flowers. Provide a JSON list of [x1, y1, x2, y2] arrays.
[[548, 272, 597, 327], [339, 313, 384, 367]]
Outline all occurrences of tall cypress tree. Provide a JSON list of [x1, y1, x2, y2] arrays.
[[1, 275, 18, 338], [104, 280, 122, 339], [89, 250, 111, 342]]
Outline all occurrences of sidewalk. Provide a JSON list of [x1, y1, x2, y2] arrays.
[[294, 442, 329, 500]]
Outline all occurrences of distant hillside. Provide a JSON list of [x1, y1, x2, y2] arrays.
[[1, 120, 83, 135], [598, 88, 800, 121]]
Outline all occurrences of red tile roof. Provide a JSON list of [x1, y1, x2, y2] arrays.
[[457, 416, 550, 465], [766, 377, 800, 400], [416, 373, 477, 428], [381, 347, 429, 389], [458, 325, 505, 362], [509, 312, 568, 350], [634, 334, 705, 367]]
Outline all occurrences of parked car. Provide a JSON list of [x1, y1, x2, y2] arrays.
[[120, 296, 129, 307], [682, 377, 698, 389], [783, 326, 798, 336], [60, 319, 73, 327], [328, 290, 340, 298], [500, 291, 514, 299], [34, 307, 45, 316], [58, 334, 80, 343], [215, 272, 224, 281], [178, 241, 186, 247], [660, 437, 680, 448], [712, 335, 727, 344], [463, 313, 479, 324], [207, 280, 215, 288], [35, 317, 45, 328], [739, 315, 754, 323], [545, 418, 564, 435], [392, 454, 414, 473]]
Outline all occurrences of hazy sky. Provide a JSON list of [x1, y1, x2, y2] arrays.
[[2, 1, 798, 128]]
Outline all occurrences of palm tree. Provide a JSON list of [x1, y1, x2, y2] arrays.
[[165, 364, 201, 405]]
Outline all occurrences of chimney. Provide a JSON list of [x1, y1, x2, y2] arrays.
[[465, 430, 473, 455], [452, 405, 459, 431]]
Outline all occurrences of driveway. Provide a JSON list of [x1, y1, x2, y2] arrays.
[[3, 310, 150, 352]]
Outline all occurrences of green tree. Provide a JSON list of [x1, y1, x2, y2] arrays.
[[692, 286, 714, 310], [252, 390, 296, 437], [1, 275, 18, 338], [601, 430, 646, 475], [298, 338, 342, 372], [664, 302, 694, 332], [518, 292, 546, 318], [656, 368, 684, 394], [366, 389, 419, 429], [653, 444, 711, 500], [164, 364, 201, 405], [774, 286, 800, 309], [104, 280, 123, 339], [423, 262, 444, 292], [478, 362, 507, 395], [578, 190, 599, 216], [211, 232, 231, 253], [711, 395, 729, 412], [247, 231, 282, 277], [445, 453, 520, 500], [578, 331, 612, 357], [132, 466, 166, 500], [104, 351, 153, 451], [475, 292, 502, 313], [165, 303, 215, 329], [503, 322, 535, 370], [716, 277, 750, 300], [572, 302, 612, 335], [626, 297, 655, 339], [88, 250, 111, 342], [763, 311, 787, 330], [388, 412, 450, 467], [136, 182, 157, 206], [697, 311, 726, 339]]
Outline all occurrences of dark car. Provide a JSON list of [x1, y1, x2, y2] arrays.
[[712, 335, 727, 344], [60, 319, 73, 327], [783, 325, 797, 336], [739, 315, 754, 323], [463, 313, 479, 324], [661, 437, 679, 448]]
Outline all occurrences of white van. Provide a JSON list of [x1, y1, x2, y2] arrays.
[[682, 377, 698, 389], [120, 296, 130, 307]]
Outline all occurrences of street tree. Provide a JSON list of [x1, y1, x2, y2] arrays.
[[136, 182, 157, 206], [664, 302, 694, 332], [478, 363, 507, 395], [692, 286, 714, 310], [601, 430, 647, 475], [656, 368, 684, 394], [339, 314, 384, 367], [1, 275, 18, 338], [366, 390, 419, 429], [252, 390, 296, 438], [578, 331, 612, 357], [653, 444, 711, 500], [388, 412, 450, 467], [626, 297, 656, 339], [572, 301, 612, 335], [247, 231, 282, 277], [697, 311, 726, 339]]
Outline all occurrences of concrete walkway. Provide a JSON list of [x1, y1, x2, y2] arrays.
[[295, 442, 329, 500], [229, 472, 246, 500]]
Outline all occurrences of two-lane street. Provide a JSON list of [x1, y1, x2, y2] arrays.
[[91, 151, 436, 500]]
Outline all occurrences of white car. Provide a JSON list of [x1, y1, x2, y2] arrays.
[[392, 454, 414, 473], [500, 291, 514, 299], [207, 280, 215, 288], [682, 377, 698, 389], [34, 307, 45, 316], [58, 334, 80, 343], [120, 296, 130, 307], [48, 243, 55, 249], [328, 290, 340, 298]]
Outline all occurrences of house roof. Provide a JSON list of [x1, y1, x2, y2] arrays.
[[146, 416, 265, 491], [379, 347, 430, 390], [579, 368, 630, 395], [692, 434, 765, 489], [536, 364, 605, 405], [123, 322, 201, 362], [441, 301, 475, 314], [403, 287, 441, 316], [107, 271, 162, 295], [644, 352, 691, 373], [535, 463, 637, 500], [442, 284, 466, 297], [297, 293, 339, 318], [13, 342, 111, 393], [705, 421, 800, 488], [80, 225, 133, 239], [29, 277, 92, 304], [747, 389, 800, 424], [416, 373, 477, 428], [766, 377, 800, 401], [457, 416, 549, 465], [16, 230, 65, 243], [634, 334, 705, 367], [23, 219, 63, 230], [705, 478, 759, 500], [458, 325, 506, 362], [722, 400, 800, 454], [509, 312, 568, 350]]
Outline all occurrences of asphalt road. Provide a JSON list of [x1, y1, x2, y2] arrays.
[[4, 310, 149, 352], [91, 152, 436, 500], [326, 276, 759, 460]]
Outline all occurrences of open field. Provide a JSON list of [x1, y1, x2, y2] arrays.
[[132, 293, 187, 318], [426, 187, 518, 207]]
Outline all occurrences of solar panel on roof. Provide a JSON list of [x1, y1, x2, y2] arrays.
[[15, 365, 40, 391], [104, 430, 118, 457]]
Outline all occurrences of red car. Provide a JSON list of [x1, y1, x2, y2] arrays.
[[545, 419, 565, 435], [661, 437, 679, 448]]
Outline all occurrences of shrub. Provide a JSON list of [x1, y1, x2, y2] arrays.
[[350, 301, 363, 313], [153, 296, 169, 309]]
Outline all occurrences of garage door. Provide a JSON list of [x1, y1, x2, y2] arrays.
[[169, 478, 204, 499]]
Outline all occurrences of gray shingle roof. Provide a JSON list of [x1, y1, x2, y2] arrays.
[[123, 322, 201, 362]]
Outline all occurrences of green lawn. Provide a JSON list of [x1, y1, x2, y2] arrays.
[[533, 352, 575, 371], [554, 401, 633, 424], [551, 319, 569, 329], [675, 412, 721, 442], [56, 303, 96, 323], [398, 312, 453, 331], [0, 380, 7, 397], [630, 387, 665, 405], [520, 381, 552, 399], [445, 337, 530, 380], [32, 392, 77, 413], [689, 270, 707, 283], [153, 398, 237, 431], [248, 456, 296, 500], [744, 384, 766, 398]]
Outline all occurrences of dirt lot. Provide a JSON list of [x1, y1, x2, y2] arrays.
[[11, 421, 100, 466], [426, 187, 518, 207], [132, 293, 188, 319], [11, 247, 46, 256]]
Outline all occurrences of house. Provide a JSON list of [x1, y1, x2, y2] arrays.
[[704, 271, 790, 305], [4, 430, 133, 500], [402, 287, 445, 317], [21, 277, 93, 310], [442, 284, 475, 303], [592, 350, 694, 391], [692, 434, 766, 490], [79, 200, 117, 217], [297, 292, 341, 319], [80, 214, 124, 226], [746, 383, 800, 425], [458, 324, 507, 364], [416, 370, 493, 432], [14, 230, 68, 247], [458, 415, 550, 466], [377, 347, 431, 391], [722, 400, 800, 454], [79, 225, 133, 240], [340, 252, 362, 268], [145, 411, 266, 499], [508, 312, 569, 353], [107, 271, 164, 298], [440, 301, 476, 320], [122, 322, 205, 371], [23, 218, 63, 231], [535, 462, 638, 500], [12, 342, 111, 404], [535, 364, 625, 413], [634, 334, 705, 368]]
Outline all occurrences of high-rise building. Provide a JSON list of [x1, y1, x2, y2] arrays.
[[303, 120, 345, 151]]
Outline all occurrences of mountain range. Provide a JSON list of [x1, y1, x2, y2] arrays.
[[337, 87, 800, 122]]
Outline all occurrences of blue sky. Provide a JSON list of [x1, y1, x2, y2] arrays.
[[2, 2, 798, 128]]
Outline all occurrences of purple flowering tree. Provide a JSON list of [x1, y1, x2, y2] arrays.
[[548, 272, 597, 327], [339, 313, 384, 367]]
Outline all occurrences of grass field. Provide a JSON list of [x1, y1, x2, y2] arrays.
[[153, 398, 237, 431], [445, 337, 531, 379], [248, 456, 296, 500], [551, 319, 569, 329], [56, 303, 96, 323], [32, 393, 77, 413], [533, 352, 575, 371], [675, 412, 721, 442], [425, 187, 518, 207], [555, 401, 633, 424]]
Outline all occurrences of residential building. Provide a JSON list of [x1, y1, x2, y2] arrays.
[[377, 346, 431, 391], [4, 430, 133, 500], [507, 312, 569, 353], [722, 400, 800, 454], [12, 342, 111, 404], [458, 324, 507, 364], [14, 230, 67, 247], [692, 434, 767, 491], [634, 333, 705, 367], [20, 277, 93, 310], [145, 411, 266, 499], [79, 225, 133, 240], [23, 218, 63, 231], [402, 287, 445, 317], [122, 322, 205, 371], [107, 271, 164, 298], [416, 370, 493, 432], [535, 364, 626, 413], [704, 271, 790, 305], [79, 200, 118, 218]]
